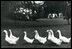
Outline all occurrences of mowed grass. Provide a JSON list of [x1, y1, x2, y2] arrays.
[[1, 18, 71, 48]]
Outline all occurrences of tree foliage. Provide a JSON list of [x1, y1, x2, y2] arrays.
[[1, 1, 69, 20]]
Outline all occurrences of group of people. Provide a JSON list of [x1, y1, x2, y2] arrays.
[[48, 13, 63, 19]]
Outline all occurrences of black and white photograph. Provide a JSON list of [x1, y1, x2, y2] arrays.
[[1, 1, 71, 48]]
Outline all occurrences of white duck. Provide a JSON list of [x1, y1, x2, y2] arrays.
[[3, 30, 19, 44], [23, 31, 34, 44], [57, 30, 71, 43], [34, 30, 47, 44], [47, 29, 62, 45]]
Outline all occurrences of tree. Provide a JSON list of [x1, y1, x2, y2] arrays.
[[1, 1, 67, 21]]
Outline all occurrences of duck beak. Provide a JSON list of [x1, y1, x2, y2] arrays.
[[2, 30, 6, 33], [46, 30, 49, 32], [57, 30, 60, 33], [46, 31, 48, 32], [2, 30, 4, 33], [34, 30, 37, 32], [33, 31, 35, 33], [24, 31, 26, 33], [46, 30, 48, 32]]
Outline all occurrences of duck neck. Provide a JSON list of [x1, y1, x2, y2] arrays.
[[48, 31, 51, 37], [9, 30, 12, 36], [35, 32, 39, 38], [51, 31, 54, 37], [58, 31, 62, 38], [36, 32, 39, 36], [4, 31, 9, 38], [24, 32, 27, 37]]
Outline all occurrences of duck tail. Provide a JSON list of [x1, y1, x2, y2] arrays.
[[68, 37, 71, 41], [18, 37, 19, 39]]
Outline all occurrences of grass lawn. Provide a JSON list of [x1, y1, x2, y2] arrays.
[[1, 18, 71, 48]]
